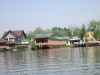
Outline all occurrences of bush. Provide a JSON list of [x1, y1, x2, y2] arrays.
[[31, 43, 37, 50], [16, 46, 26, 50]]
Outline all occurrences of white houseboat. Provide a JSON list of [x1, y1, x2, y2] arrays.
[[70, 37, 85, 47]]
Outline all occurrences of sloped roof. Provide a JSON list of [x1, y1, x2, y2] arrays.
[[35, 33, 66, 40], [36, 34, 49, 38], [35, 33, 55, 38], [54, 37, 66, 40], [70, 37, 81, 41], [2, 30, 26, 38]]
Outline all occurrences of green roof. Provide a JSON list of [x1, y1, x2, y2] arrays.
[[35, 34, 66, 40], [21, 40, 30, 42], [35, 33, 56, 38], [54, 37, 66, 40], [35, 34, 49, 38]]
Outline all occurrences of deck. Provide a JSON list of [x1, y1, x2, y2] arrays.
[[85, 41, 100, 47], [70, 41, 100, 47], [0, 42, 29, 52]]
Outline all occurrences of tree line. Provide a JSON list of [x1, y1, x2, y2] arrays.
[[26, 20, 100, 40]]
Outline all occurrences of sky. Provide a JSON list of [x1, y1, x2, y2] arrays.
[[0, 0, 100, 37]]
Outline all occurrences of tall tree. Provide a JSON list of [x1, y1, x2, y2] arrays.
[[34, 26, 45, 34], [67, 28, 72, 37], [68, 25, 81, 37], [88, 20, 100, 40], [73, 27, 81, 37], [80, 24, 86, 39], [26, 31, 34, 40]]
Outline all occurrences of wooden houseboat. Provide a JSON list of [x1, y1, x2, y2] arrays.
[[0, 42, 15, 51], [85, 41, 100, 47], [0, 30, 29, 51], [35, 34, 66, 49]]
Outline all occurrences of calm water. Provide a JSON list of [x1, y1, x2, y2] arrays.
[[0, 47, 100, 75]]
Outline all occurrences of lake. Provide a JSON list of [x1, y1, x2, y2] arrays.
[[0, 47, 100, 75]]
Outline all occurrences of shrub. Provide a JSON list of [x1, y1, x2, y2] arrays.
[[31, 43, 37, 50], [16, 46, 26, 50]]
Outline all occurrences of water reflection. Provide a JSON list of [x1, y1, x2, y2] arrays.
[[0, 47, 100, 75]]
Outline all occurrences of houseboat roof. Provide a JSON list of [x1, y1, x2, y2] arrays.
[[70, 37, 81, 41], [35, 34, 66, 40], [35, 34, 49, 38], [54, 37, 66, 40], [35, 33, 56, 38]]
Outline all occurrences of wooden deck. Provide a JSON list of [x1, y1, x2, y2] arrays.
[[70, 41, 100, 48], [0, 42, 29, 52]]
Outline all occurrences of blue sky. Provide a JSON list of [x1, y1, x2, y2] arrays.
[[0, 0, 100, 37]]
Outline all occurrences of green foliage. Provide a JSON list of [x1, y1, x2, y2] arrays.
[[85, 37, 88, 42], [26, 20, 100, 41], [80, 24, 86, 39], [34, 26, 45, 34], [52, 27, 72, 37], [26, 26, 52, 40], [68, 25, 82, 37], [73, 27, 81, 37], [31, 43, 37, 50], [16, 46, 27, 50], [6, 47, 13, 51], [88, 20, 100, 40], [0, 38, 7, 42], [26, 26, 84, 40], [26, 31, 35, 40]]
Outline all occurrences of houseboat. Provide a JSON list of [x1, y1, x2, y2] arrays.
[[85, 41, 100, 47], [0, 30, 29, 51], [0, 42, 15, 51], [35, 34, 66, 49], [70, 37, 86, 47]]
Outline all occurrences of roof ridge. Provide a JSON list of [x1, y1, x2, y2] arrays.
[[2, 30, 24, 38]]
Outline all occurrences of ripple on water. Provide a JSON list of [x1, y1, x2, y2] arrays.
[[0, 47, 100, 75]]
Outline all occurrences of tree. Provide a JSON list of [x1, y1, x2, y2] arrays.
[[26, 31, 34, 40], [45, 28, 52, 34], [68, 25, 81, 37], [80, 24, 86, 39], [67, 28, 72, 37], [26, 26, 46, 40], [51, 27, 70, 37], [88, 20, 100, 40], [73, 27, 81, 37], [34, 26, 45, 34]]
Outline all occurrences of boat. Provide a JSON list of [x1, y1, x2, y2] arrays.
[[70, 37, 86, 47]]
